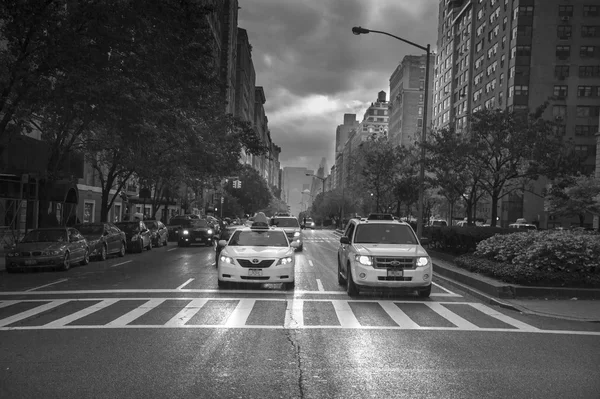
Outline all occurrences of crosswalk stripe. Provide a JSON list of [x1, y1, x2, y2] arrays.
[[0, 301, 18, 309], [468, 302, 540, 331], [425, 302, 479, 329], [164, 299, 208, 326], [332, 300, 361, 328], [379, 302, 420, 329], [225, 299, 255, 327], [284, 299, 304, 328], [44, 299, 120, 327], [0, 300, 68, 327], [106, 299, 166, 326]]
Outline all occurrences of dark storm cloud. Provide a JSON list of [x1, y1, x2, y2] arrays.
[[238, 0, 439, 169]]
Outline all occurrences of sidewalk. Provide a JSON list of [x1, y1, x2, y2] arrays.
[[332, 229, 600, 322]]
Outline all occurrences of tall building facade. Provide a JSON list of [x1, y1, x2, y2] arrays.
[[220, 0, 239, 115], [334, 114, 358, 189], [282, 167, 314, 218], [389, 54, 435, 147], [433, 0, 600, 227]]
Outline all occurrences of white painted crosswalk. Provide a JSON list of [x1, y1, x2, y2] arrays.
[[0, 297, 586, 334]]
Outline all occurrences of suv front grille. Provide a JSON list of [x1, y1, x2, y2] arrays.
[[237, 259, 274, 268], [374, 257, 416, 269]]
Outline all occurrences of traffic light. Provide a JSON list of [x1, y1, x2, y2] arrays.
[[233, 180, 242, 189]]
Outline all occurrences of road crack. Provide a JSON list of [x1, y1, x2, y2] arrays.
[[285, 317, 305, 399]]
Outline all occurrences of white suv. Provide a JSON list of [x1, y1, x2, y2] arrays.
[[337, 214, 432, 297]]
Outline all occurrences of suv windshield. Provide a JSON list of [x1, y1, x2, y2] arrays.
[[274, 218, 299, 228], [22, 229, 67, 243], [354, 224, 417, 245], [229, 230, 289, 247]]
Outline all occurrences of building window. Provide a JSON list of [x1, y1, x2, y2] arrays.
[[417, 119, 423, 127], [556, 45, 571, 59], [514, 85, 529, 96], [419, 94, 424, 103], [557, 25, 572, 39], [579, 65, 600, 77], [516, 45, 531, 56], [519, 6, 534, 17], [553, 85, 568, 98], [509, 66, 515, 78], [577, 85, 600, 97], [580, 46, 596, 58], [83, 201, 95, 223], [582, 26, 600, 37], [583, 6, 599, 17], [113, 203, 122, 223], [575, 125, 599, 136], [559, 5, 574, 17], [576, 105, 600, 117], [555, 65, 570, 78], [553, 105, 567, 119], [418, 107, 423, 116]]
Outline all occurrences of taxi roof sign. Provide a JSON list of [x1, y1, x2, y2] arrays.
[[251, 212, 270, 230]]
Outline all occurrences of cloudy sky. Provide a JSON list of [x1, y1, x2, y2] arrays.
[[238, 0, 440, 172]]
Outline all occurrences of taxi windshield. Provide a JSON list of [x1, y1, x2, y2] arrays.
[[228, 230, 289, 247], [354, 224, 417, 245]]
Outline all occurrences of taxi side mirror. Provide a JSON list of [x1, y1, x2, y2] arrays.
[[217, 240, 227, 247], [340, 236, 349, 244], [290, 241, 300, 248]]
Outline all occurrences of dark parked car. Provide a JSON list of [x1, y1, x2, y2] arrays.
[[114, 221, 153, 253], [177, 219, 217, 247], [5, 228, 89, 272], [145, 220, 168, 247], [74, 223, 126, 260]]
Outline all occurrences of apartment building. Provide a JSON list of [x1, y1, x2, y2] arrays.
[[433, 0, 600, 227], [389, 54, 435, 148], [334, 114, 359, 190]]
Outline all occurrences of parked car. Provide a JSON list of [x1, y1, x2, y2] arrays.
[[115, 220, 153, 253], [74, 222, 126, 260], [144, 220, 168, 247], [177, 219, 217, 247], [5, 227, 90, 272], [508, 223, 537, 230]]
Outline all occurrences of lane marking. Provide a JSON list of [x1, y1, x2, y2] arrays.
[[0, 289, 460, 297], [110, 260, 132, 268], [167, 248, 178, 252], [44, 299, 119, 327], [210, 262, 216, 266], [332, 300, 361, 328], [425, 302, 479, 329], [0, 300, 68, 327], [225, 299, 255, 327], [284, 299, 304, 328], [177, 279, 194, 290], [316, 279, 325, 292], [164, 298, 208, 327], [308, 260, 314, 267], [469, 302, 540, 331], [106, 298, 166, 326], [432, 281, 459, 296], [25, 279, 69, 292]]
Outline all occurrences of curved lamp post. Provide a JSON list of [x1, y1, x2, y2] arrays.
[[351, 26, 430, 238]]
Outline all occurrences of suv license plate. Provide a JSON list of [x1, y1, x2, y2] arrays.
[[249, 269, 263, 276], [387, 269, 403, 277]]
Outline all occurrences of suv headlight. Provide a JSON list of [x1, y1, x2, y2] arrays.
[[277, 256, 293, 265], [416, 257, 430, 267], [220, 255, 234, 264], [354, 255, 372, 266], [293, 231, 300, 237], [207, 229, 213, 235]]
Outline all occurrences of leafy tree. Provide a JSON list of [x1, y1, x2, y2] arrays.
[[226, 165, 271, 216], [545, 175, 600, 227]]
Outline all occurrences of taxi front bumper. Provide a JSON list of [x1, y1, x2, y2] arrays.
[[218, 261, 295, 283]]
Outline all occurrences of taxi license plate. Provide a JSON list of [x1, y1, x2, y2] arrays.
[[25, 260, 37, 266], [249, 269, 263, 277], [387, 269, 403, 277]]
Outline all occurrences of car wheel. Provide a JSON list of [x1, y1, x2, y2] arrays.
[[346, 263, 359, 297], [99, 245, 107, 261], [163, 236, 168, 246], [337, 257, 346, 285], [296, 244, 303, 252], [137, 240, 144, 253], [118, 242, 126, 257], [60, 252, 71, 271], [418, 284, 432, 298], [80, 249, 90, 265], [146, 239, 152, 250]]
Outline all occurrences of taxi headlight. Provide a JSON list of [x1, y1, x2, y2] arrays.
[[416, 257, 430, 267], [207, 229, 213, 235], [182, 230, 189, 235], [219, 255, 234, 264], [277, 256, 293, 265], [355, 255, 372, 266], [294, 231, 300, 237]]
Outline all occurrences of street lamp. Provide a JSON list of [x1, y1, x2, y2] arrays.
[[351, 26, 430, 238], [306, 173, 326, 196]]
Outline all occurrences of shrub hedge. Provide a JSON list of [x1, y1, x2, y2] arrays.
[[423, 226, 512, 254], [454, 230, 600, 288]]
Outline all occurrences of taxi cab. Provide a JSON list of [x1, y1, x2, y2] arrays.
[[217, 213, 299, 289], [337, 213, 432, 297]]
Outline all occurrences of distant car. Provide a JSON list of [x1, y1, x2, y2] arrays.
[[74, 222, 126, 260], [144, 220, 168, 247], [177, 219, 217, 247], [217, 213, 299, 289], [508, 223, 537, 230], [5, 228, 90, 272], [271, 216, 303, 251], [115, 220, 153, 253], [166, 216, 193, 241], [303, 218, 315, 229], [430, 220, 448, 227]]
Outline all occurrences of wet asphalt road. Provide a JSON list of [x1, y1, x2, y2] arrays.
[[1, 229, 599, 399]]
